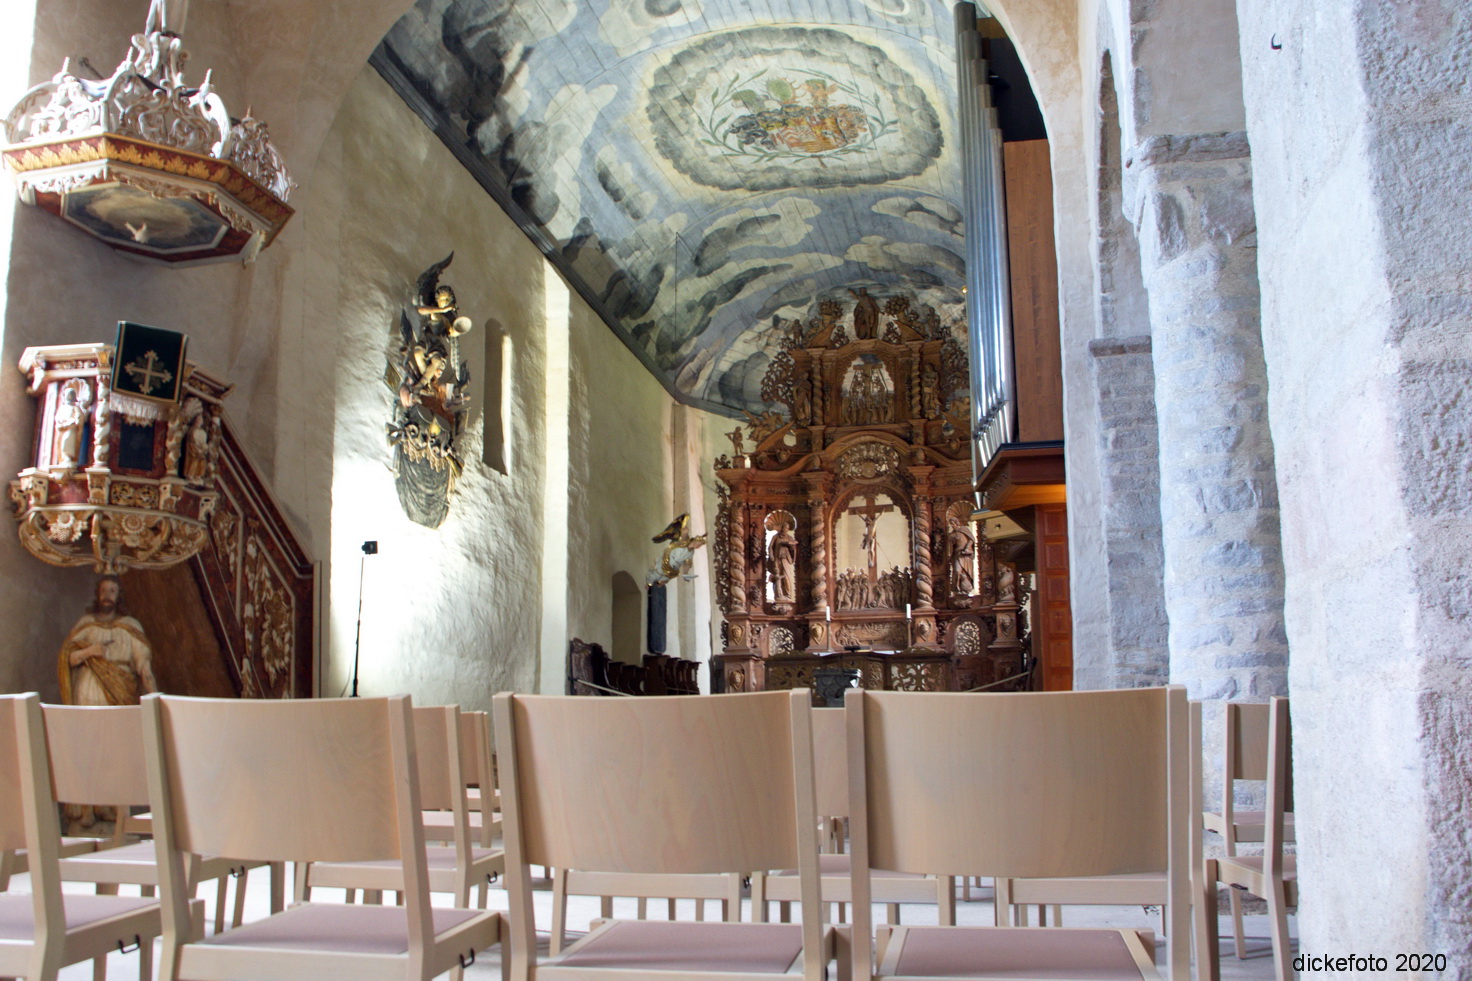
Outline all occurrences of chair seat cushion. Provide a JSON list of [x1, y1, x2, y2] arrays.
[[558, 920, 806, 973], [1218, 854, 1297, 880], [313, 845, 502, 873], [1202, 810, 1296, 840], [888, 926, 1150, 980], [198, 902, 486, 955], [0, 893, 157, 940]]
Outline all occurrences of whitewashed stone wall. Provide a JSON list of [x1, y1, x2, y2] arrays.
[[1237, 0, 1472, 964]]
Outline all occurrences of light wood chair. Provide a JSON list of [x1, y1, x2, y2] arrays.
[[141, 693, 501, 981], [1201, 700, 1296, 958], [992, 699, 1205, 941], [42, 703, 284, 935], [298, 704, 505, 909], [422, 711, 502, 850], [0, 693, 176, 981], [1199, 697, 1295, 981], [494, 688, 843, 981], [753, 706, 954, 927], [846, 687, 1192, 981]]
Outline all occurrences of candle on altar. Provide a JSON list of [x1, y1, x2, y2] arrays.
[[905, 603, 912, 620]]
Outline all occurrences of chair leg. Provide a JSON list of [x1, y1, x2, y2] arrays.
[[884, 903, 899, 925], [270, 861, 286, 914], [994, 877, 1011, 927], [233, 870, 249, 927], [91, 954, 106, 981], [214, 876, 228, 933], [938, 875, 955, 927], [138, 936, 153, 981], [1200, 860, 1221, 981], [1229, 885, 1247, 958], [1052, 905, 1062, 927], [1268, 880, 1293, 981], [294, 861, 311, 903], [549, 869, 568, 956]]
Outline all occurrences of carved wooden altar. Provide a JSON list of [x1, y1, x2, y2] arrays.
[[712, 293, 1031, 699]]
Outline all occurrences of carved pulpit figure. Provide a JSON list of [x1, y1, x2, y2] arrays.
[[52, 380, 89, 469]]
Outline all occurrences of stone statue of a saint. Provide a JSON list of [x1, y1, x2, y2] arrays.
[[946, 516, 976, 598], [768, 519, 798, 603], [59, 576, 157, 708]]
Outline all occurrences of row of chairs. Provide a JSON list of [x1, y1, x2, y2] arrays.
[[0, 688, 1293, 981]]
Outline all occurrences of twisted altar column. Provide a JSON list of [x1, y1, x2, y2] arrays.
[[808, 498, 827, 614], [728, 501, 747, 614], [913, 496, 934, 610]]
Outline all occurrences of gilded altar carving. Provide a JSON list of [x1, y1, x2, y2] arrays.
[[835, 621, 907, 649], [769, 626, 796, 657], [837, 442, 901, 482], [713, 290, 1023, 694]]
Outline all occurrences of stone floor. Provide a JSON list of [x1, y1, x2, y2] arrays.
[[20, 869, 1293, 979]]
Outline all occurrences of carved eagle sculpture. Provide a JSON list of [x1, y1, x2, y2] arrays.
[[651, 513, 708, 584]]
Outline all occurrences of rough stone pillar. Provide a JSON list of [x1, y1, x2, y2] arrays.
[[1126, 133, 1288, 702], [1085, 336, 1168, 689]]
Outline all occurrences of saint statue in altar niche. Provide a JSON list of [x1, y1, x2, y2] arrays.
[[56, 575, 157, 829], [766, 511, 798, 604], [946, 515, 976, 600], [850, 287, 879, 340]]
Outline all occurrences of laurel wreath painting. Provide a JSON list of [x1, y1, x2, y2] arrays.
[[698, 68, 897, 162]]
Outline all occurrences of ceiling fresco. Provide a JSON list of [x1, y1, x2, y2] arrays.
[[373, 0, 967, 415]]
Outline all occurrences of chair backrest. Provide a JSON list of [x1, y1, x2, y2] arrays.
[[847, 687, 1190, 981], [458, 711, 488, 789], [0, 694, 66, 965], [1265, 697, 1292, 869], [43, 704, 148, 809], [1225, 702, 1272, 782], [847, 687, 1188, 880], [141, 694, 423, 865], [495, 689, 814, 876], [413, 705, 462, 813], [494, 688, 822, 974], [812, 707, 847, 819]]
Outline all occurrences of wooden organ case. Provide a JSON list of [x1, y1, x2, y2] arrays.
[[712, 295, 1030, 698]]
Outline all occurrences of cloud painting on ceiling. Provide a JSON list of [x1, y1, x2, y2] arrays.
[[375, 0, 965, 415]]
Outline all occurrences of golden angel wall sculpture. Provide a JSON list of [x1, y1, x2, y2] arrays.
[[386, 254, 474, 528]]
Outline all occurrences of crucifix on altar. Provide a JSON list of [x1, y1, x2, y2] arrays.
[[849, 493, 895, 581]]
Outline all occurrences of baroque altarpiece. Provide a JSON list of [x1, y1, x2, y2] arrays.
[[713, 293, 1029, 696]]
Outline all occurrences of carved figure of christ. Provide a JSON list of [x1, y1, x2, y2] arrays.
[[849, 494, 895, 580]]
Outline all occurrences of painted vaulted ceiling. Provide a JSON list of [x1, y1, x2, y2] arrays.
[[373, 0, 966, 416]]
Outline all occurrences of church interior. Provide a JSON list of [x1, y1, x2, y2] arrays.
[[0, 0, 1467, 977]]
